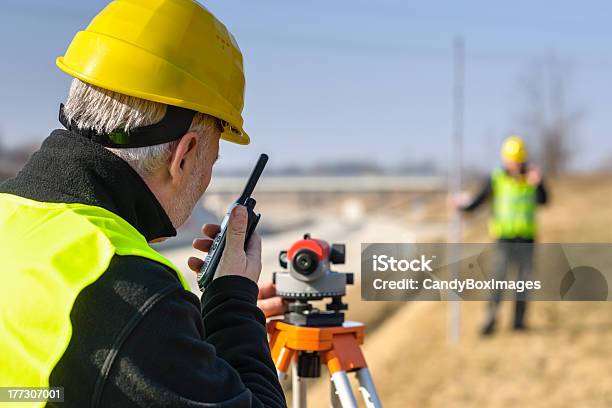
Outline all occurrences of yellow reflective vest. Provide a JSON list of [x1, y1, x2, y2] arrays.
[[0, 193, 188, 407], [489, 168, 537, 239]]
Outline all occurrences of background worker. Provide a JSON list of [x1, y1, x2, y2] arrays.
[[0, 1, 286, 407], [452, 135, 548, 335]]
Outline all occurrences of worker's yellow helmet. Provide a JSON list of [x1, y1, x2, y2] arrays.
[[501, 135, 528, 163], [56, 0, 249, 145]]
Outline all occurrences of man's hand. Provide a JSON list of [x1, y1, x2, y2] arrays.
[[447, 191, 471, 211], [257, 282, 287, 318], [188, 205, 262, 284], [187, 207, 285, 317], [526, 165, 542, 186]]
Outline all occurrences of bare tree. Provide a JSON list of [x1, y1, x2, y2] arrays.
[[517, 54, 583, 175]]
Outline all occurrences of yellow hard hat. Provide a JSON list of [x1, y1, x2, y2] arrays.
[[501, 135, 528, 163], [56, 0, 249, 145]]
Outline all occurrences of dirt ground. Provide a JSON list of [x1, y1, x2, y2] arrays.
[[301, 175, 612, 407]]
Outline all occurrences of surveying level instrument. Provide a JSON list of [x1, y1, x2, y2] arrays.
[[269, 235, 382, 408]]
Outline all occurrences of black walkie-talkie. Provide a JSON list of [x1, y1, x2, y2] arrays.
[[197, 154, 268, 291]]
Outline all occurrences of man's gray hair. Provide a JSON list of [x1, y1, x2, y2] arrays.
[[63, 79, 218, 175]]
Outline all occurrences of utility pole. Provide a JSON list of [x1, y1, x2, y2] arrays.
[[449, 36, 464, 344]]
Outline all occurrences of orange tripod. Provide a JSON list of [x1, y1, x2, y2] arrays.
[[268, 320, 382, 408]]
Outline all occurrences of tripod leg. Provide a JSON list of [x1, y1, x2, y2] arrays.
[[292, 361, 307, 408], [330, 371, 358, 408], [330, 378, 342, 408], [277, 346, 295, 381], [355, 368, 382, 408]]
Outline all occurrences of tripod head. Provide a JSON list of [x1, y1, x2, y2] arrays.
[[273, 234, 353, 327]]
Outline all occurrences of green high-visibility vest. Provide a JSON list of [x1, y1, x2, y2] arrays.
[[0, 193, 188, 408], [489, 168, 537, 239]]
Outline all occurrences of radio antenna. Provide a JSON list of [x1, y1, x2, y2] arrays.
[[238, 153, 268, 204]]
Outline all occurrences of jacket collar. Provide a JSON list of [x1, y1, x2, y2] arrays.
[[0, 130, 176, 241]]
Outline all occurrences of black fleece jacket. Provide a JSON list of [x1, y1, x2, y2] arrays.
[[0, 130, 286, 408]]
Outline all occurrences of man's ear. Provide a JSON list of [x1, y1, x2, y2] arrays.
[[168, 131, 199, 187]]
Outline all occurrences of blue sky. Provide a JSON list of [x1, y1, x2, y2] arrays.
[[0, 0, 611, 172]]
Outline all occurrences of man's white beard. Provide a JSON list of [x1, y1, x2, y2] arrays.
[[169, 163, 206, 229]]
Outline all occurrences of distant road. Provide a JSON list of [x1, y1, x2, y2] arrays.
[[207, 175, 447, 194]]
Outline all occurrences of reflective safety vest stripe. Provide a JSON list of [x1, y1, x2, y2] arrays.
[[489, 168, 537, 239], [0, 193, 188, 407]]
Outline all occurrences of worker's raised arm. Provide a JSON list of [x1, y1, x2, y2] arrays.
[[526, 164, 548, 205]]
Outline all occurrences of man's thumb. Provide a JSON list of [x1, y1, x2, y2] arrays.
[[226, 205, 247, 250]]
